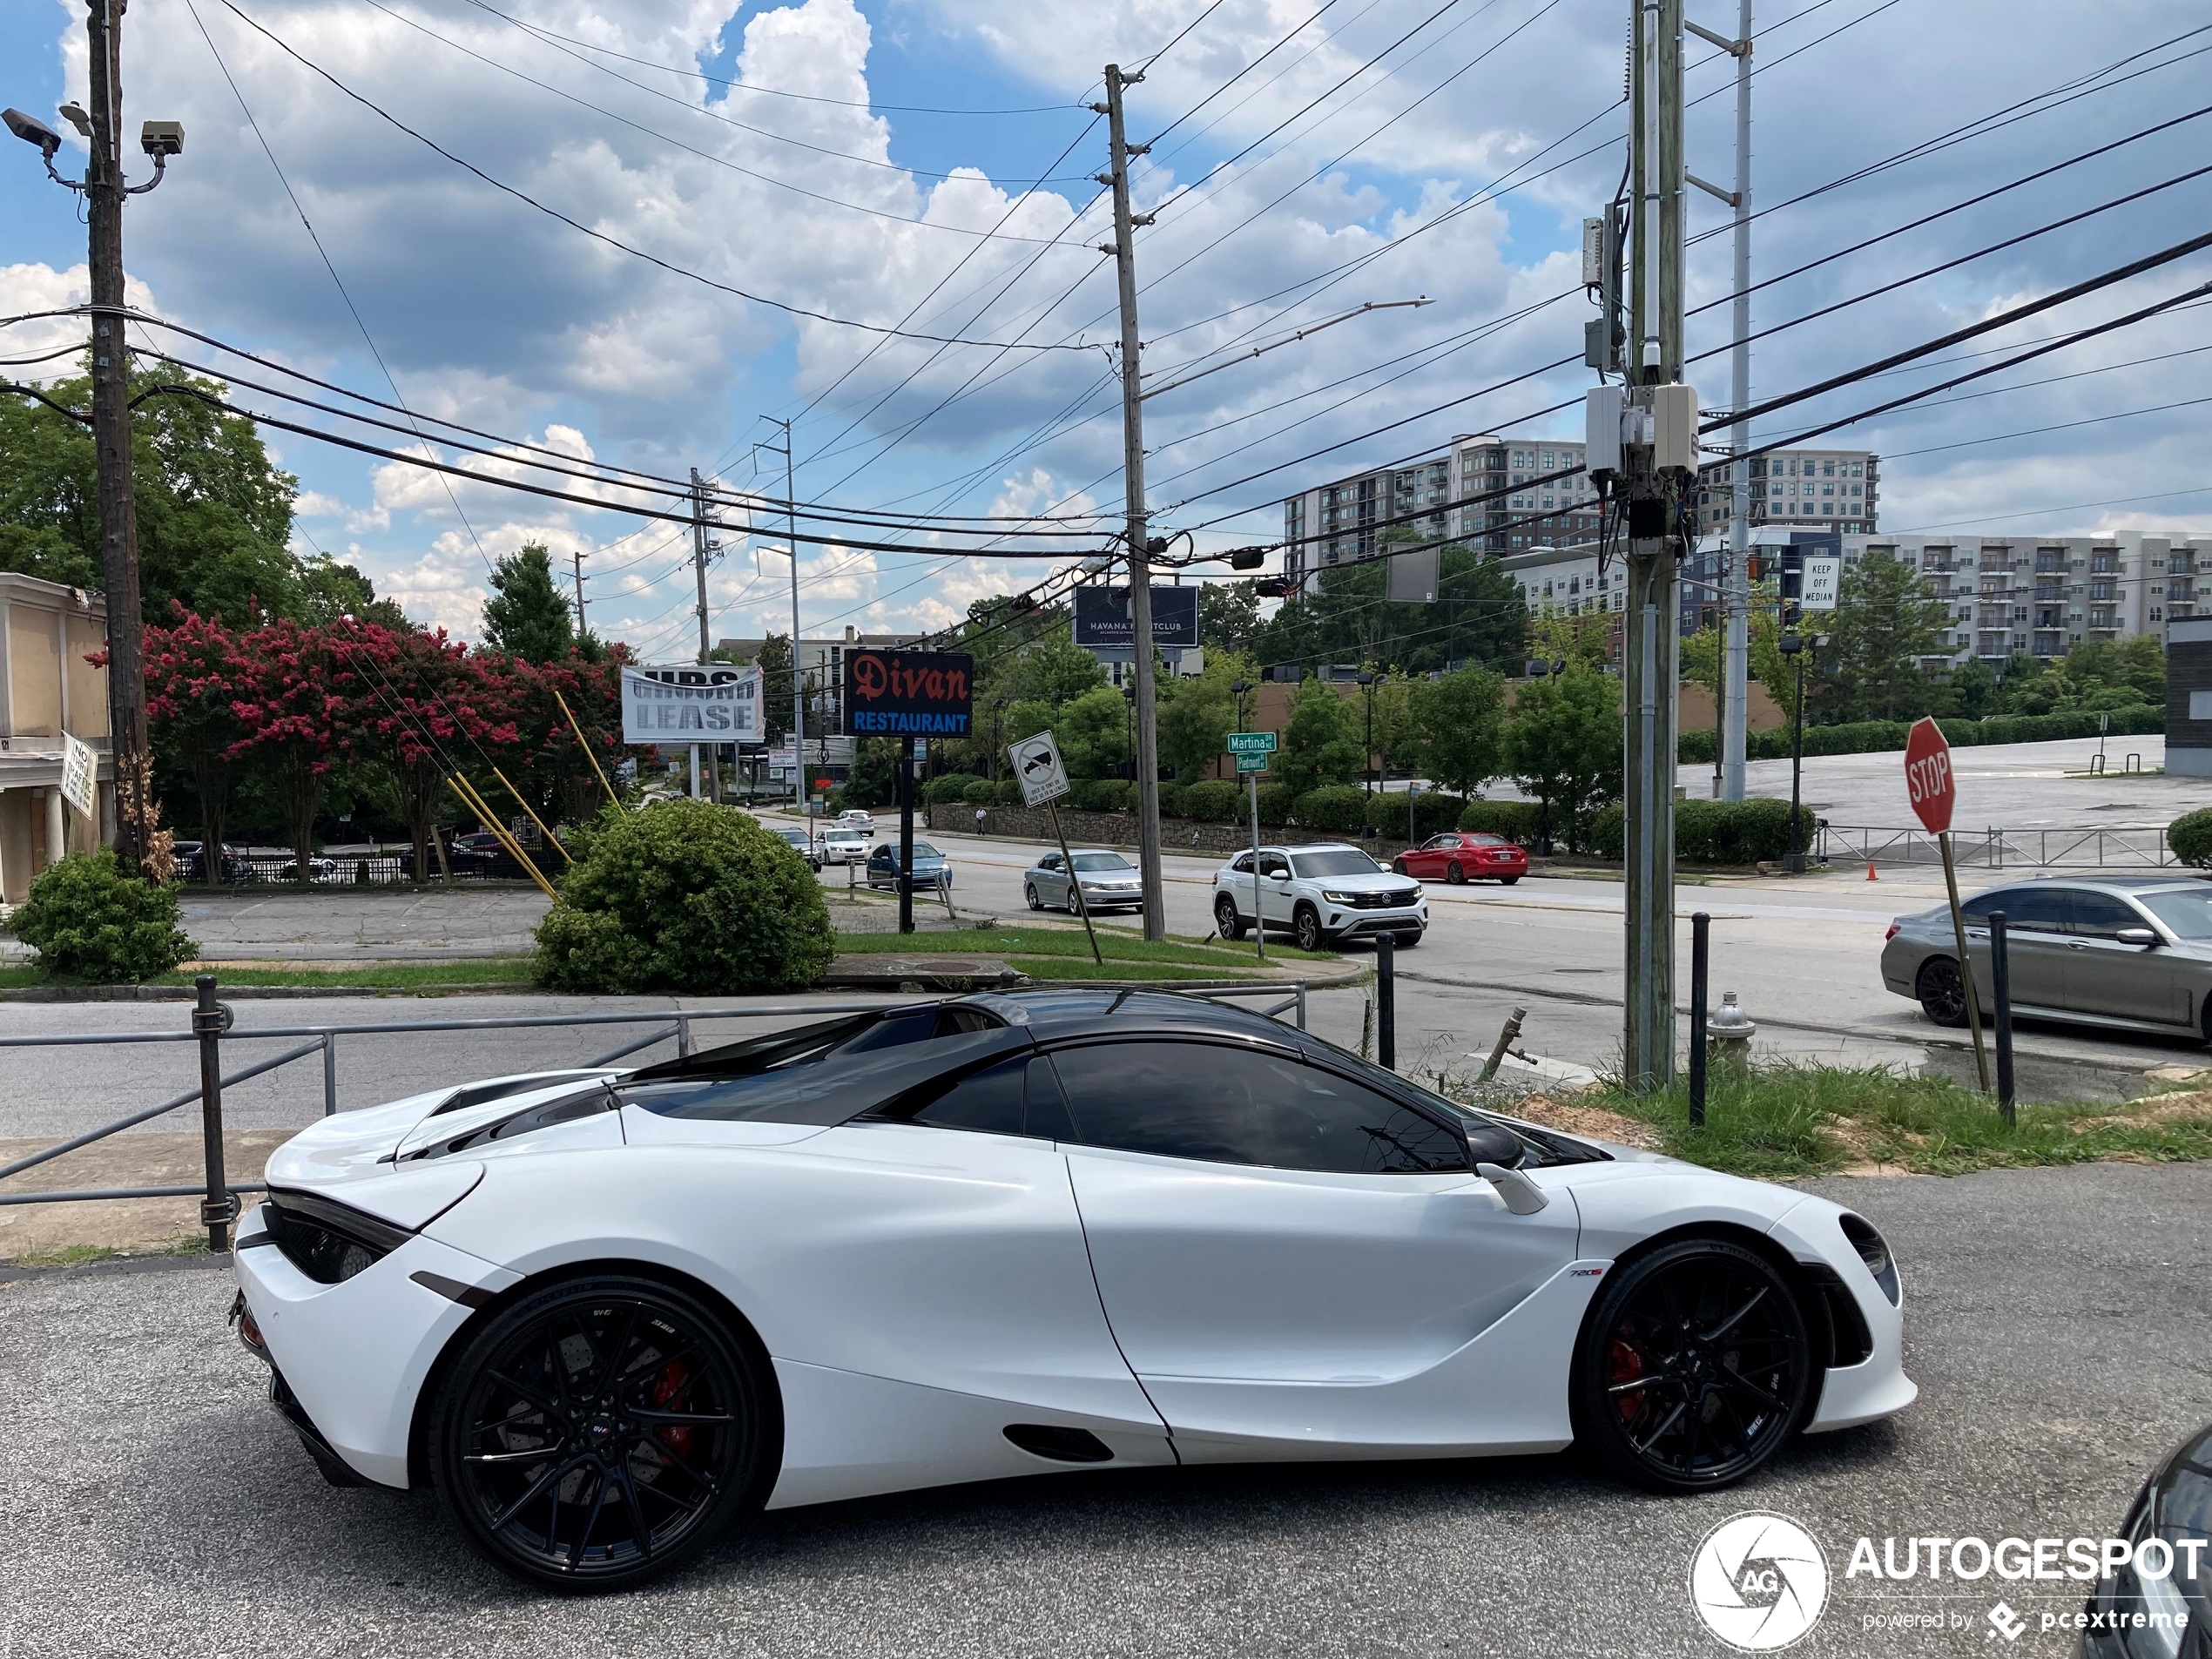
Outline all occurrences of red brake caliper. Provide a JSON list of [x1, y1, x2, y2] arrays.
[[649, 1360, 693, 1461], [1608, 1338, 1646, 1425]]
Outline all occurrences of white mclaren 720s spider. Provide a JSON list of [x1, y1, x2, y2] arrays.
[[230, 989, 1915, 1590]]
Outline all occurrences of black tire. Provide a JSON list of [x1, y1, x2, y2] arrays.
[[1916, 956, 1969, 1028], [1572, 1238, 1812, 1494], [1024, 883, 1042, 911], [428, 1275, 772, 1592], [1293, 903, 1325, 953], [1446, 861, 1467, 886], [1500, 875, 1521, 886], [1214, 893, 1247, 941], [1391, 858, 1409, 875], [1393, 928, 1421, 949]]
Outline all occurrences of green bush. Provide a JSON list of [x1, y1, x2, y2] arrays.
[[1068, 779, 1135, 812], [1364, 790, 1467, 840], [1179, 780, 1244, 822], [994, 779, 1025, 806], [1156, 783, 1187, 820], [2170, 808, 2212, 868], [1685, 704, 2164, 764], [1458, 799, 1544, 842], [12, 849, 197, 982], [1291, 786, 1368, 834], [961, 779, 996, 806], [1256, 782, 1294, 826], [921, 775, 975, 806], [535, 800, 834, 994], [1588, 799, 1815, 863]]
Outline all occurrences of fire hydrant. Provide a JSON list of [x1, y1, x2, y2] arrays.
[[1706, 991, 1757, 1070]]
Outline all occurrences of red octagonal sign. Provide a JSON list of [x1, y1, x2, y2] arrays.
[[1904, 717, 1955, 834]]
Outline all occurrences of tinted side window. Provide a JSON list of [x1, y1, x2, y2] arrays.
[[1258, 853, 1291, 880], [909, 1057, 1074, 1141], [1048, 1042, 1468, 1174], [1961, 887, 2068, 930], [1227, 853, 1254, 873], [2068, 891, 2147, 939]]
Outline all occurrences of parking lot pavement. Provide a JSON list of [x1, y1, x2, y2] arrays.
[[2, 1161, 2204, 1659], [173, 887, 551, 961]]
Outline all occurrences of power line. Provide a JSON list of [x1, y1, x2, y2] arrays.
[[214, 0, 1098, 347]]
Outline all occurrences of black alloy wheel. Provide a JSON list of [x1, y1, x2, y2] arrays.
[[1024, 883, 1042, 911], [1293, 904, 1325, 953], [429, 1276, 769, 1591], [1916, 956, 1969, 1028], [1214, 893, 1246, 941], [1573, 1238, 1811, 1493], [1391, 858, 1409, 875], [1446, 861, 1467, 885]]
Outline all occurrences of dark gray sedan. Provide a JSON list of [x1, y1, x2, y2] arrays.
[[1879, 873, 2212, 1038], [1022, 848, 1145, 914]]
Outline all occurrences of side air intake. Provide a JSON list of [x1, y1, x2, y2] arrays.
[[1002, 1425, 1115, 1463]]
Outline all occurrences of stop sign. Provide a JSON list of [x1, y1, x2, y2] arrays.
[[1904, 717, 1955, 833]]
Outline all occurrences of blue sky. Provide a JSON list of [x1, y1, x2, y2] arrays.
[[5, 0, 2210, 655]]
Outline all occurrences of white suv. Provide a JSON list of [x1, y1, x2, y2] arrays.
[[1211, 843, 1427, 952]]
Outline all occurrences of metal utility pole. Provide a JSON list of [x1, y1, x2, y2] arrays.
[[1096, 63, 1167, 942], [87, 0, 154, 872], [570, 549, 588, 637], [688, 468, 719, 800], [754, 420, 807, 814], [1608, 0, 1692, 1089], [1685, 1, 1755, 800]]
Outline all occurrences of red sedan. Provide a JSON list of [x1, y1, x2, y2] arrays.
[[1393, 831, 1527, 886]]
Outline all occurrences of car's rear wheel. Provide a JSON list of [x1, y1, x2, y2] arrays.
[[428, 1275, 771, 1592], [1214, 893, 1247, 941], [1446, 861, 1467, 885], [1024, 883, 1042, 911], [1293, 903, 1325, 953], [1500, 875, 1521, 886], [1915, 956, 1969, 1027], [1391, 857, 1409, 875], [1573, 1238, 1811, 1494]]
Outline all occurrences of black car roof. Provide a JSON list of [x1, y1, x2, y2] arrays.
[[959, 987, 1299, 1044]]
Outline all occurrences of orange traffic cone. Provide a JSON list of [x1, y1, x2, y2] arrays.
[[1865, 860, 1878, 881]]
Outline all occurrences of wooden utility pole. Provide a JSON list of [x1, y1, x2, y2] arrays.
[[1097, 64, 1167, 941], [689, 468, 719, 800], [85, 0, 153, 872], [570, 549, 587, 637]]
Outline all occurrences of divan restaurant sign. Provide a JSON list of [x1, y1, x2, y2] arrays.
[[844, 649, 974, 737]]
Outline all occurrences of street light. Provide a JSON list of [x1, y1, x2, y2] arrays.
[[1357, 668, 1377, 797], [1230, 678, 1250, 734]]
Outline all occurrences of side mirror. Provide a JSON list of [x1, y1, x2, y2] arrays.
[[2115, 927, 2160, 948], [1464, 1121, 1527, 1170]]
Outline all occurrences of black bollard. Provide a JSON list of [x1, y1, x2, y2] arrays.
[[1989, 909, 2015, 1126], [1376, 931, 1396, 1071], [1689, 912, 1710, 1129]]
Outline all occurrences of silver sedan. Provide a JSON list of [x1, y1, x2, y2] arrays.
[[1879, 873, 2212, 1039], [1023, 849, 1146, 915]]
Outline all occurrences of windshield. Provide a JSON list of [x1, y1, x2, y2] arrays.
[[1293, 849, 1386, 878], [1073, 853, 1135, 872], [911, 843, 942, 860], [2134, 887, 2212, 940]]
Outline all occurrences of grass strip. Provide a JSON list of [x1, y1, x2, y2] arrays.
[[1577, 1062, 2212, 1179]]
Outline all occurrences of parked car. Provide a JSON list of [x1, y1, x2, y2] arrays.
[[1024, 849, 1145, 914], [771, 826, 822, 873], [231, 988, 1912, 1591], [867, 840, 951, 892], [1212, 843, 1426, 952], [1393, 830, 1526, 886], [1880, 874, 2212, 1038], [452, 832, 508, 858], [834, 810, 875, 834], [274, 856, 344, 885], [172, 840, 248, 883], [819, 827, 870, 867], [2080, 1418, 2210, 1657]]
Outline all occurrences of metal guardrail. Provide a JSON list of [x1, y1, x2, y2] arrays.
[[179, 849, 538, 887], [1815, 825, 2183, 870], [0, 975, 1317, 1241]]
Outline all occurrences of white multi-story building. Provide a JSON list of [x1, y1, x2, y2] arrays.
[[1283, 436, 1877, 590]]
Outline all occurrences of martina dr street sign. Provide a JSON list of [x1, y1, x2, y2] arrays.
[[844, 648, 974, 738]]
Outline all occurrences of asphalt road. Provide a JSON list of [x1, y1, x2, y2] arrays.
[[1, 1159, 2205, 1658]]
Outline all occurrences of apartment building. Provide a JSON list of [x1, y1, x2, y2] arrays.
[[1693, 448, 1879, 536], [1281, 434, 1605, 589], [1284, 436, 1875, 590]]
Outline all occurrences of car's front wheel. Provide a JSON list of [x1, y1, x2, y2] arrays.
[[1214, 892, 1247, 941], [428, 1274, 772, 1591], [1916, 956, 1969, 1027], [1024, 883, 1042, 911], [1572, 1238, 1811, 1494], [1292, 903, 1326, 953]]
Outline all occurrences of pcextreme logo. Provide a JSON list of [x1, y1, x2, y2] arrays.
[[1689, 1512, 1831, 1652]]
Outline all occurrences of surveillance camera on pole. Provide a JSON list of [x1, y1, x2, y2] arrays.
[[6, 14, 186, 878]]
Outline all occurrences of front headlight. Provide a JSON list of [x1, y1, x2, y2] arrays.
[[1838, 1212, 1900, 1304], [1321, 889, 1358, 903]]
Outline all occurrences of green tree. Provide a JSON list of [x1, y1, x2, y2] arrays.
[[1412, 665, 1507, 795], [1277, 677, 1364, 793], [482, 543, 576, 663], [1820, 549, 1952, 722], [1156, 651, 1258, 782], [1199, 580, 1263, 656], [752, 633, 794, 745], [1503, 665, 1622, 851], [1247, 541, 1527, 676], [1944, 656, 2001, 718], [1054, 684, 1133, 779]]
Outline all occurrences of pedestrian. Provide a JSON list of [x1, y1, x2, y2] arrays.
[[974, 806, 988, 836]]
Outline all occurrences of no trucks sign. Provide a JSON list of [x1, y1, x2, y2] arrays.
[[1904, 718, 1955, 834]]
